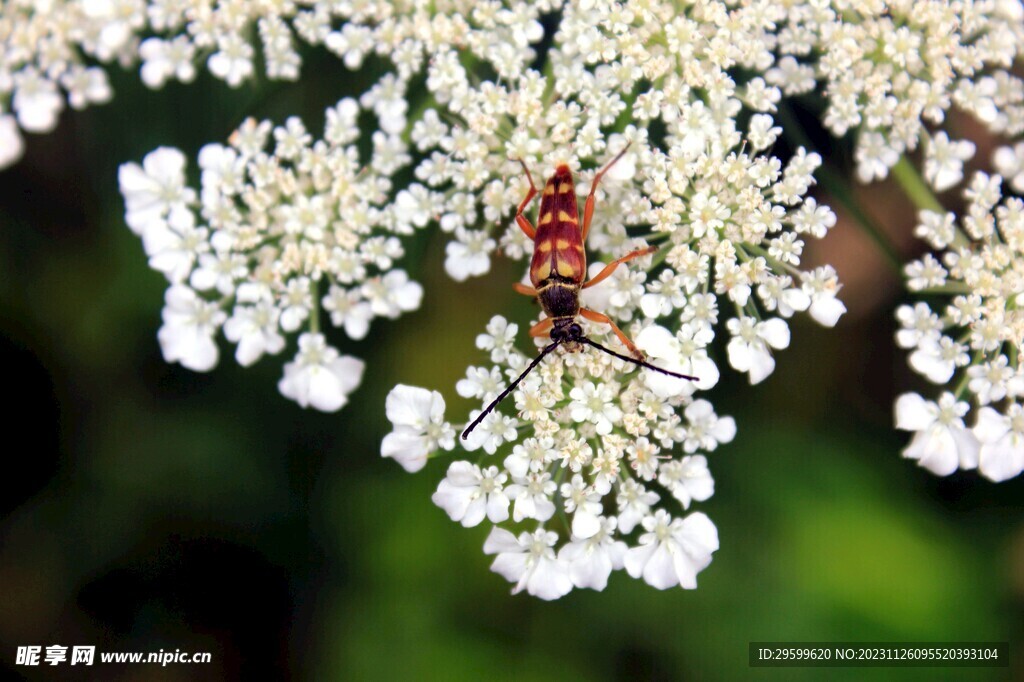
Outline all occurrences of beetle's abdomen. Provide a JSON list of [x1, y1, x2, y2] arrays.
[[538, 281, 580, 319]]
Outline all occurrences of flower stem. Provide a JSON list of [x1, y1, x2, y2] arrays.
[[916, 283, 972, 295], [310, 280, 321, 334], [891, 156, 943, 212], [891, 156, 971, 249]]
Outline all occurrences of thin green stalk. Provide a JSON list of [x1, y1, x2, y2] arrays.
[[916, 283, 972, 295], [891, 157, 943, 212], [891, 156, 970, 249], [309, 280, 321, 334]]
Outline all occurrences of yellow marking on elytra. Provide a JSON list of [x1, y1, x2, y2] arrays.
[[558, 210, 577, 223], [539, 212, 553, 225], [556, 260, 576, 277], [558, 182, 572, 194], [538, 240, 553, 252], [556, 239, 570, 249], [543, 184, 556, 196], [535, 261, 552, 279], [575, 243, 585, 252]]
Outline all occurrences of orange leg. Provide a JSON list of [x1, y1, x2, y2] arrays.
[[513, 282, 538, 297], [514, 159, 539, 240], [582, 142, 632, 241], [582, 245, 657, 289], [528, 318, 554, 338], [579, 308, 642, 358]]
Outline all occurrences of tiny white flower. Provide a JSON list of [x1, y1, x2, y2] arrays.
[[208, 34, 255, 87], [12, 70, 63, 133], [924, 132, 975, 192], [802, 267, 846, 327], [322, 285, 373, 340], [139, 36, 197, 88], [279, 278, 312, 332], [475, 316, 518, 363], [895, 303, 943, 349], [966, 357, 1014, 405], [190, 252, 247, 295], [484, 527, 573, 601], [140, 212, 209, 283], [223, 302, 285, 366], [973, 405, 1024, 482], [559, 517, 628, 591], [726, 317, 790, 384], [445, 228, 496, 281], [634, 324, 718, 396], [278, 333, 364, 412], [462, 411, 518, 455], [908, 336, 967, 384], [505, 471, 557, 522], [560, 474, 603, 539], [569, 381, 623, 435], [363, 270, 423, 319], [118, 147, 195, 235], [157, 285, 226, 372], [616, 479, 659, 534], [895, 392, 980, 476], [456, 366, 504, 401], [855, 131, 900, 183], [380, 384, 455, 472], [624, 510, 719, 590], [683, 401, 736, 453], [61, 66, 112, 110], [432, 461, 509, 526], [658, 456, 714, 509], [504, 437, 557, 478]]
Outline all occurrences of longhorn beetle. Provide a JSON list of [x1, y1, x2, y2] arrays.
[[462, 145, 697, 440]]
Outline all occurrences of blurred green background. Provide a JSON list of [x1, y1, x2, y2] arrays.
[[0, 50, 1021, 681]]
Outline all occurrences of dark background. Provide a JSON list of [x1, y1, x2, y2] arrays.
[[0, 51, 1021, 681]]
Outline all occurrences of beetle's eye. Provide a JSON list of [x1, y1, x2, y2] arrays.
[[569, 323, 582, 337]]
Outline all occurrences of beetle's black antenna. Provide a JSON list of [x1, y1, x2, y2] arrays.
[[461, 340, 562, 440], [579, 337, 698, 381]]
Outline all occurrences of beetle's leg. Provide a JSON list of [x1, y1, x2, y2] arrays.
[[513, 282, 538, 297], [528, 317, 554, 338], [515, 158, 539, 240], [581, 245, 657, 289], [579, 308, 643, 359], [582, 142, 632, 241]]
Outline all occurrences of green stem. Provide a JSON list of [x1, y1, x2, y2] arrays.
[[891, 156, 970, 249], [776, 104, 903, 273], [916, 283, 973, 295], [309, 280, 321, 334], [891, 156, 943, 212]]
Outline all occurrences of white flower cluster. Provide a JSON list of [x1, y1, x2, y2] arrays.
[[0, 0, 119, 167], [0, 0, 547, 168], [382, 323, 730, 599], [774, 1, 1024, 185], [367, 0, 849, 597], [896, 152, 1024, 482], [119, 98, 426, 411]]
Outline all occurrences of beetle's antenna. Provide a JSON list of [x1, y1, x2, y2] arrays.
[[461, 340, 562, 440], [579, 337, 698, 381]]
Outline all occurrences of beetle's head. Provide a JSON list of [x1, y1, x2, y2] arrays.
[[550, 320, 583, 350]]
